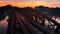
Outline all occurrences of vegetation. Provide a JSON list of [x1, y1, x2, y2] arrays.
[[0, 5, 60, 20]]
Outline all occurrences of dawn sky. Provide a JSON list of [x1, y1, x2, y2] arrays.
[[0, 0, 60, 8]]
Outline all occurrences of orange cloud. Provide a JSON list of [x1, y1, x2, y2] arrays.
[[0, 2, 7, 6], [0, 1, 60, 8]]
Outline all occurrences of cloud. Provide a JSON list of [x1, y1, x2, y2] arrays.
[[0, 0, 60, 2], [0, 0, 60, 8], [40, 0, 60, 2]]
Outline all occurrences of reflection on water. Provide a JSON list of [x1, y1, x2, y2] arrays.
[[0, 16, 9, 34]]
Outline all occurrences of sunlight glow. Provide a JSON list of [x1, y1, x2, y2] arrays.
[[0, 1, 60, 8]]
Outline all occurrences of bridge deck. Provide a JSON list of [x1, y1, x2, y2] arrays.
[[7, 12, 59, 34]]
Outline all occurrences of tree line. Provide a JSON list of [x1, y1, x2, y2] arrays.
[[0, 5, 60, 20]]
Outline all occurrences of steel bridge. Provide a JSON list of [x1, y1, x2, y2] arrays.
[[6, 11, 60, 34]]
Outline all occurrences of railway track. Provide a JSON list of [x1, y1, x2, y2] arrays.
[[7, 12, 57, 34]]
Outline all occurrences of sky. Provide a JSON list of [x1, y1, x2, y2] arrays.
[[0, 0, 60, 8]]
